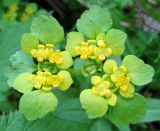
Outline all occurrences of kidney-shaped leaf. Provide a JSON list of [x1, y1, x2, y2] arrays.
[[107, 93, 147, 124], [122, 55, 154, 86], [31, 15, 64, 44], [76, 6, 112, 39], [19, 90, 58, 120]]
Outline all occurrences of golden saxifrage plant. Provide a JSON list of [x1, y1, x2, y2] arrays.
[[5, 6, 154, 124]]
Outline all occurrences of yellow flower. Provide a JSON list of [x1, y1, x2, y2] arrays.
[[49, 50, 62, 64], [28, 71, 64, 92], [93, 40, 112, 61], [91, 76, 112, 97], [111, 65, 131, 92], [75, 42, 93, 59]]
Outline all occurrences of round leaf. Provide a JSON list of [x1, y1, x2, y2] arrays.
[[103, 59, 117, 74], [107, 93, 147, 124], [19, 90, 58, 120], [105, 93, 117, 106], [56, 51, 73, 69], [80, 89, 108, 118], [21, 33, 39, 55], [105, 29, 127, 56], [13, 72, 33, 93], [31, 15, 64, 44], [122, 55, 154, 86], [119, 84, 135, 98], [76, 6, 112, 39], [58, 70, 73, 91], [65, 32, 84, 57]]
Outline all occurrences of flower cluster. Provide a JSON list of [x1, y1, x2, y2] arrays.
[[75, 38, 112, 61], [7, 7, 154, 122]]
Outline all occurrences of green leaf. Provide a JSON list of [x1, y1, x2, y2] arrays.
[[0, 111, 90, 131], [21, 33, 39, 55], [107, 93, 147, 124], [31, 15, 64, 44], [122, 55, 154, 86], [76, 6, 112, 39], [13, 72, 33, 93], [105, 29, 127, 56], [140, 98, 160, 123], [80, 89, 108, 118], [0, 21, 31, 99], [4, 51, 36, 87], [103, 59, 117, 74], [58, 70, 73, 91], [119, 84, 135, 98], [65, 32, 84, 57], [56, 51, 73, 69], [90, 118, 112, 131], [19, 90, 58, 120]]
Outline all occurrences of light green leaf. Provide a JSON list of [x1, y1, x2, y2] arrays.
[[107, 93, 147, 124], [65, 32, 84, 57], [4, 51, 36, 87], [103, 59, 117, 74], [19, 90, 58, 120], [122, 55, 154, 86], [31, 15, 64, 44], [56, 51, 73, 69], [105, 29, 127, 56], [13, 72, 33, 93], [76, 6, 112, 39], [90, 118, 112, 131], [21, 33, 39, 54], [105, 93, 117, 106], [58, 70, 73, 91], [140, 98, 160, 123], [119, 84, 135, 98], [80, 89, 108, 118], [0, 21, 31, 99]]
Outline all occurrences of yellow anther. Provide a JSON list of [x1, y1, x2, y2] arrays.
[[91, 76, 112, 97], [120, 66, 127, 73], [115, 74, 130, 92], [93, 40, 112, 61], [38, 45, 45, 49], [75, 42, 92, 60], [92, 86, 99, 95], [52, 75, 63, 87], [101, 89, 111, 97], [49, 50, 62, 64], [28, 71, 64, 91], [31, 44, 62, 64]]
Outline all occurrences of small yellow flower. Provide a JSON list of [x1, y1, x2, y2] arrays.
[[111, 65, 131, 92], [31, 44, 63, 64], [28, 71, 64, 91], [93, 40, 112, 61], [91, 76, 112, 97], [49, 50, 62, 64], [75, 42, 92, 59]]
